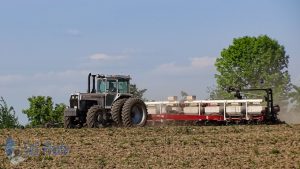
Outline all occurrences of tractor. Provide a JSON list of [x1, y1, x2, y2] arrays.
[[63, 73, 148, 128]]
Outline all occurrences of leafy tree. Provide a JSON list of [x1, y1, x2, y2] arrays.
[[289, 84, 300, 111], [22, 96, 66, 127], [214, 35, 291, 103], [0, 97, 20, 128], [130, 84, 147, 101]]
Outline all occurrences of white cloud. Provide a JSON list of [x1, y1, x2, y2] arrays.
[[89, 53, 110, 60], [89, 53, 126, 61], [141, 57, 217, 102], [0, 70, 90, 93], [156, 62, 186, 74], [190, 57, 216, 68], [154, 56, 216, 75], [0, 74, 25, 85], [66, 29, 81, 36]]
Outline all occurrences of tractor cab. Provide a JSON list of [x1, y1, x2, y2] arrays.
[[95, 75, 131, 107], [96, 76, 130, 94], [86, 73, 132, 108]]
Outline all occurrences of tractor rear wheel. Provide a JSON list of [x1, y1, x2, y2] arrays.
[[64, 116, 75, 128], [111, 98, 127, 126], [122, 98, 148, 127], [87, 105, 105, 128]]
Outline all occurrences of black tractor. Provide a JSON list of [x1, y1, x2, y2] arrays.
[[63, 73, 148, 128]]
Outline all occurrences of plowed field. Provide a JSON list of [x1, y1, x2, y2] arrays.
[[1, 124, 300, 169]]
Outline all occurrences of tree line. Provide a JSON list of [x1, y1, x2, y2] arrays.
[[1, 35, 299, 128]]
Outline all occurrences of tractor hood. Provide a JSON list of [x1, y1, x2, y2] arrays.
[[79, 93, 105, 101]]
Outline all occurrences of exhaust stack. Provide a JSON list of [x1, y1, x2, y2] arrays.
[[87, 73, 91, 93], [91, 75, 96, 93]]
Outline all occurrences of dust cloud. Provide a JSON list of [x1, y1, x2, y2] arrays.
[[278, 110, 300, 124]]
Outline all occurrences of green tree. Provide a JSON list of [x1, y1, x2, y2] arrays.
[[130, 84, 147, 101], [22, 96, 66, 127], [289, 84, 300, 111], [0, 97, 20, 128], [214, 35, 291, 102]]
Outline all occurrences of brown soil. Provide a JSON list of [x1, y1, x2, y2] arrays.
[[1, 124, 300, 169]]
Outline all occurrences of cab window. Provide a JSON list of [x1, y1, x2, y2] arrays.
[[118, 80, 129, 93], [97, 79, 106, 93], [107, 80, 117, 92]]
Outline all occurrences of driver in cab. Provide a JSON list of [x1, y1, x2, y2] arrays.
[[108, 82, 117, 92]]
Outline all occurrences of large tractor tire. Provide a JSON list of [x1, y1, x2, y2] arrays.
[[64, 116, 75, 129], [111, 98, 127, 126], [122, 98, 148, 127], [87, 105, 106, 128]]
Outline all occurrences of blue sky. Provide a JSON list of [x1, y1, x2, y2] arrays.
[[0, 0, 299, 125]]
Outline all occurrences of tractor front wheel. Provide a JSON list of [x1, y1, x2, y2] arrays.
[[87, 105, 106, 128], [122, 98, 148, 127], [64, 116, 75, 128]]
